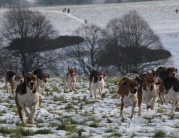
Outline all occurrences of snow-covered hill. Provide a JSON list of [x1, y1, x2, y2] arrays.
[[2, 0, 178, 73]]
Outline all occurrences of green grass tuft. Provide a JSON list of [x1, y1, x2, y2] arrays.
[[154, 130, 166, 137], [89, 123, 99, 128], [108, 132, 122, 137], [16, 122, 26, 127], [35, 129, 53, 134], [49, 122, 59, 127]]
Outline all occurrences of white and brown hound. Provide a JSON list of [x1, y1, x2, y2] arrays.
[[64, 67, 76, 92], [5, 70, 24, 96], [15, 71, 39, 124], [89, 70, 105, 99]]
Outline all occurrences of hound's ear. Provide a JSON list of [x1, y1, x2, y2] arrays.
[[122, 81, 128, 85], [147, 71, 150, 75], [176, 68, 178, 73], [33, 70, 38, 75], [167, 68, 170, 75], [15, 76, 18, 81], [134, 76, 143, 85], [68, 66, 70, 69], [143, 83, 147, 90], [152, 70, 156, 77], [139, 74, 144, 81], [73, 67, 76, 70], [22, 71, 25, 78]]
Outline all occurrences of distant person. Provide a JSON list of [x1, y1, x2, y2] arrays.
[[63, 8, 66, 13], [176, 9, 178, 14], [67, 8, 70, 13], [85, 19, 87, 24]]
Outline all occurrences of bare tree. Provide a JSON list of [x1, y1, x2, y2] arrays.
[[71, 24, 105, 75], [99, 10, 171, 75], [1, 7, 59, 73], [0, 36, 15, 75]]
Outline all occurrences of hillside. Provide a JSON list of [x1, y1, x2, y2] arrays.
[[14, 0, 179, 72]]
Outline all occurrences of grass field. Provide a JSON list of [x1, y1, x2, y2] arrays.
[[0, 76, 179, 138]]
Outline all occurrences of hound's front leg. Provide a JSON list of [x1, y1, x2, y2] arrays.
[[5, 79, 8, 93], [131, 101, 136, 119], [68, 82, 72, 91], [120, 100, 125, 117], [94, 88, 97, 99], [89, 82, 92, 98], [158, 92, 163, 105], [41, 83, 46, 94], [138, 104, 142, 116], [64, 77, 67, 92], [170, 101, 178, 114], [64, 80, 67, 92], [101, 86, 104, 96], [72, 81, 76, 91], [161, 90, 168, 104], [99, 88, 102, 98], [165, 94, 169, 105], [28, 102, 39, 124], [143, 97, 151, 110], [11, 84, 15, 97], [19, 103, 30, 117], [151, 96, 158, 110]]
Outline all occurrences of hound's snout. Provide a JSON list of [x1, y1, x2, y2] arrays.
[[131, 88, 137, 94], [30, 82, 34, 86], [149, 85, 153, 91]]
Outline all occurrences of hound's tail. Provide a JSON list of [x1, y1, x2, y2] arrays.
[[87, 64, 96, 71]]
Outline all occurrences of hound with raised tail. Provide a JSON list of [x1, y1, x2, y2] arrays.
[[5, 70, 24, 96], [64, 67, 76, 92], [15, 71, 39, 124]]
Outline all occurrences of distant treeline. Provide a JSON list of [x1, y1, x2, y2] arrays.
[[0, 0, 164, 8]]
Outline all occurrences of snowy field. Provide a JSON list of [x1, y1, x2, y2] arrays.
[[0, 76, 179, 138], [0, 0, 179, 137]]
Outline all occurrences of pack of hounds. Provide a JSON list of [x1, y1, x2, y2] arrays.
[[4, 66, 179, 123]]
